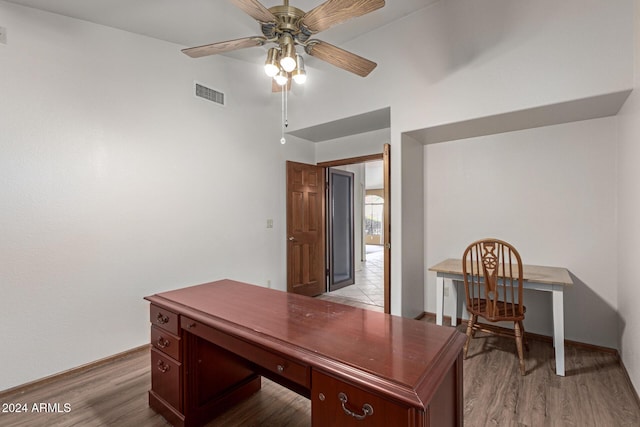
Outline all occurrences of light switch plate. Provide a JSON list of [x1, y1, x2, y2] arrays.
[[0, 27, 6, 44]]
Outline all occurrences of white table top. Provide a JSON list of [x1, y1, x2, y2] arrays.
[[429, 258, 573, 287]]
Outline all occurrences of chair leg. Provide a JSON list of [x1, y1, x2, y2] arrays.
[[463, 315, 476, 359], [514, 320, 526, 375], [522, 321, 529, 352]]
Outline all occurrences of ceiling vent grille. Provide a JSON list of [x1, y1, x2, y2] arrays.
[[195, 82, 225, 106]]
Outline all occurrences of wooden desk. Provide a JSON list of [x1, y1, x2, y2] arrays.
[[428, 259, 573, 376], [145, 279, 466, 426]]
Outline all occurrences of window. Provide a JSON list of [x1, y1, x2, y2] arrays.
[[365, 195, 384, 240]]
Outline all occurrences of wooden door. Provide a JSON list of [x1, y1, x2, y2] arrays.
[[286, 161, 326, 296]]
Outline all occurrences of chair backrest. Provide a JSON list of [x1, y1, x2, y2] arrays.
[[462, 239, 524, 321]]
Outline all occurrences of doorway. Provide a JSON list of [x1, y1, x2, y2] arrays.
[[318, 146, 390, 312], [286, 145, 390, 313]]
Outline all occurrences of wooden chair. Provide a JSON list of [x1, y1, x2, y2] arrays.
[[462, 238, 527, 375]]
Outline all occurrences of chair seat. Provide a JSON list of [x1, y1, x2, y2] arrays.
[[468, 299, 526, 322]]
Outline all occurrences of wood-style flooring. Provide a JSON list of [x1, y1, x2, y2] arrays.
[[1, 305, 639, 426]]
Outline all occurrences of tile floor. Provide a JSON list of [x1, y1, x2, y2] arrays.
[[325, 245, 384, 308]]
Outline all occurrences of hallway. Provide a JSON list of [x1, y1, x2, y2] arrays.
[[323, 245, 383, 309]]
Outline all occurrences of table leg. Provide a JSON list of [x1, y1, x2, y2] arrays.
[[552, 289, 565, 376], [436, 275, 444, 326], [449, 280, 458, 327]]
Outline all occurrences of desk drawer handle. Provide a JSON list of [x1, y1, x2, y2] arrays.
[[338, 392, 373, 421], [277, 364, 285, 373], [156, 337, 170, 349], [157, 360, 170, 373], [156, 313, 170, 325]]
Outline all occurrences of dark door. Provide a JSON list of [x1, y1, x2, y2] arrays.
[[328, 168, 355, 292]]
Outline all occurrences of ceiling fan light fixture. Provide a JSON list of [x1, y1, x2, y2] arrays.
[[274, 69, 289, 86], [264, 47, 280, 77], [292, 69, 306, 85], [279, 34, 297, 72], [292, 54, 307, 84], [281, 54, 296, 73]]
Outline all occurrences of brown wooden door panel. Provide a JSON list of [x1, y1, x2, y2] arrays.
[[308, 190, 321, 232], [287, 161, 325, 296], [291, 191, 304, 231], [290, 241, 322, 289]]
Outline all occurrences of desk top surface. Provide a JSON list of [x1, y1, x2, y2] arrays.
[[428, 258, 573, 286], [146, 279, 465, 397]]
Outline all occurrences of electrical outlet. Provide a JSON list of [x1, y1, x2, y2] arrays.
[[267, 280, 271, 288], [266, 219, 273, 229], [0, 27, 7, 45]]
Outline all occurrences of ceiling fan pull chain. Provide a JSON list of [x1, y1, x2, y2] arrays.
[[280, 86, 286, 144], [285, 87, 288, 128]]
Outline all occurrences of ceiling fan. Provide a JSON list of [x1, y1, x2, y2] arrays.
[[182, 0, 385, 90]]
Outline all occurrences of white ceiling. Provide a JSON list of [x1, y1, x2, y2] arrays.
[[11, 1, 625, 144], [405, 90, 632, 144], [5, 0, 422, 143], [4, 0, 432, 63], [6, 0, 424, 142]]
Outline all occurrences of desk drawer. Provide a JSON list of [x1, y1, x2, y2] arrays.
[[151, 325, 181, 361], [150, 304, 179, 335], [182, 316, 310, 388], [312, 370, 413, 426], [150, 348, 182, 411]]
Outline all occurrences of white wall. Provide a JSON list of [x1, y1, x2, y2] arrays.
[[0, 2, 315, 391], [617, 0, 640, 395], [314, 128, 389, 163], [400, 134, 425, 318], [424, 117, 619, 347]]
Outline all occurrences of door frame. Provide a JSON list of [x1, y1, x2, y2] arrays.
[[317, 143, 391, 313]]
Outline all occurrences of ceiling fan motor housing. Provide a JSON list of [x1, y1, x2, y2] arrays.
[[266, 5, 310, 44]]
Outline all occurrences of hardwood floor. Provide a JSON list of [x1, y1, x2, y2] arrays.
[[460, 330, 640, 426], [1, 310, 639, 426]]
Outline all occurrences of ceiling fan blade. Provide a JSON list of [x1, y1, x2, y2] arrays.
[[301, 0, 385, 33], [182, 36, 266, 58], [305, 40, 377, 77], [229, 0, 276, 23]]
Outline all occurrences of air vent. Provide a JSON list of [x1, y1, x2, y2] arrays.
[[195, 82, 225, 106]]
